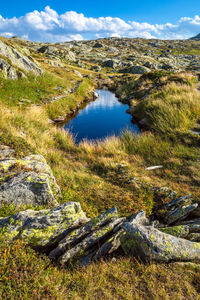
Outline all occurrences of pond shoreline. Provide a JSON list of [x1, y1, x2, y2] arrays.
[[52, 77, 144, 137], [63, 88, 141, 143]]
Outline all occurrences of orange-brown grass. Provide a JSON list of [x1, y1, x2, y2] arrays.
[[0, 238, 199, 300]]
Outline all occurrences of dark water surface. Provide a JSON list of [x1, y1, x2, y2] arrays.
[[64, 89, 140, 143]]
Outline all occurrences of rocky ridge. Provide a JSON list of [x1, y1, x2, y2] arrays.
[[190, 33, 200, 41], [68, 37, 200, 73]]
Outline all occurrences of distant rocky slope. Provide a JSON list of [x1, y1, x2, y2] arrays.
[[1, 35, 200, 80], [190, 33, 200, 41], [68, 37, 200, 73]]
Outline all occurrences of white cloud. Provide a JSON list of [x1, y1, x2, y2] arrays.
[[0, 6, 200, 42], [1, 32, 14, 37]]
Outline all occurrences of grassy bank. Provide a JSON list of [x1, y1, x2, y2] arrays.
[[0, 70, 200, 299]]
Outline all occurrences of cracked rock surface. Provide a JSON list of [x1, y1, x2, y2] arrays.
[[0, 146, 60, 206]]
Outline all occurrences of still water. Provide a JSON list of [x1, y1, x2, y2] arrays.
[[64, 89, 140, 143]]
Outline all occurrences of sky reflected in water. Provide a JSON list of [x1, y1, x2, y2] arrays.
[[64, 89, 140, 143]]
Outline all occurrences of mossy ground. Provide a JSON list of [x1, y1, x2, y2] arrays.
[[0, 44, 200, 298]]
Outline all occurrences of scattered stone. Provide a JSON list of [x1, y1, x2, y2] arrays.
[[93, 91, 98, 100], [146, 165, 163, 171], [164, 203, 198, 225], [93, 42, 104, 48], [52, 116, 65, 123], [129, 65, 151, 74], [91, 65, 101, 72], [48, 60, 64, 68], [38, 45, 76, 62], [139, 118, 148, 126], [73, 70, 83, 78], [103, 59, 121, 69]]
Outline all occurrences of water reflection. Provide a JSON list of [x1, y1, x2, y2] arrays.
[[64, 89, 140, 143], [81, 90, 121, 114]]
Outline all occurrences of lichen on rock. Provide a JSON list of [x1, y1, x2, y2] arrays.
[[0, 202, 89, 251], [159, 225, 189, 238], [0, 147, 60, 206], [122, 223, 200, 262]]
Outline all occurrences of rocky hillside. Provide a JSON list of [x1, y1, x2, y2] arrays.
[[71, 37, 200, 73], [1, 35, 200, 81]]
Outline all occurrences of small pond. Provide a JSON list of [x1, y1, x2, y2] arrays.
[[64, 89, 140, 143]]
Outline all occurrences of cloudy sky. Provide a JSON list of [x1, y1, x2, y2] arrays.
[[0, 1, 200, 42]]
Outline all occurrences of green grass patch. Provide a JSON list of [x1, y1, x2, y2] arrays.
[[0, 73, 63, 107], [46, 78, 95, 119]]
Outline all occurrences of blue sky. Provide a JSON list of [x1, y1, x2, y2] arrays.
[[0, 1, 200, 41], [1, 0, 200, 22]]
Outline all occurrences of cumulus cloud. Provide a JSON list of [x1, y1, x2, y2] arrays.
[[0, 6, 200, 42]]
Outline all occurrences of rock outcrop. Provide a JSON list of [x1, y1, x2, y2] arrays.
[[0, 146, 199, 266], [0, 202, 89, 251], [0, 39, 42, 79], [122, 222, 200, 262], [0, 58, 18, 79], [0, 192, 200, 266], [38, 45, 76, 62], [0, 146, 60, 206]]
